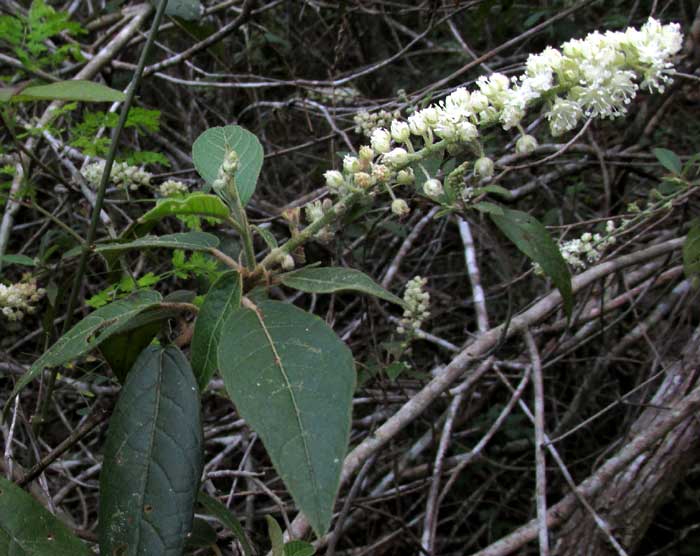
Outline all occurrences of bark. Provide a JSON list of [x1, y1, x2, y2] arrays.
[[553, 326, 700, 555]]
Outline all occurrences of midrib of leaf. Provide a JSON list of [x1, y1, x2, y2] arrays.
[[248, 305, 322, 515], [202, 284, 239, 375], [134, 349, 164, 550]]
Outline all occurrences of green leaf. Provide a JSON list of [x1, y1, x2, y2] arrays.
[[285, 540, 316, 556], [9, 80, 125, 103], [683, 220, 700, 279], [196, 493, 253, 556], [411, 150, 443, 190], [653, 148, 682, 175], [472, 201, 504, 216], [139, 193, 230, 224], [192, 125, 264, 205], [0, 475, 91, 555], [99, 345, 203, 556], [253, 224, 279, 249], [3, 290, 162, 415], [0, 254, 36, 266], [218, 301, 355, 536], [490, 208, 573, 317], [191, 271, 242, 390], [93, 232, 219, 254], [280, 267, 404, 307], [99, 320, 161, 382], [162, 0, 203, 20], [266, 516, 285, 556], [478, 184, 512, 199]]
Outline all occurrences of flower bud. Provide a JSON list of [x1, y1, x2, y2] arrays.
[[383, 147, 409, 168], [222, 150, 239, 174], [281, 254, 295, 271], [324, 170, 344, 190], [469, 91, 489, 112], [372, 164, 390, 183], [391, 198, 410, 217], [343, 155, 361, 174], [474, 156, 495, 178], [370, 128, 392, 154], [353, 172, 373, 189], [408, 113, 428, 136], [423, 178, 444, 197], [391, 120, 410, 143], [515, 134, 538, 155], [396, 168, 415, 185], [458, 121, 478, 142], [359, 145, 374, 162]]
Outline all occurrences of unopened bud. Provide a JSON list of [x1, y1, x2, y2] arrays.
[[281, 255, 295, 271], [423, 178, 444, 197], [391, 198, 410, 217], [474, 156, 495, 178], [515, 134, 538, 155]]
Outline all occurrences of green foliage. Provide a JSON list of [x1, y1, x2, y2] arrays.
[[171, 249, 220, 282], [139, 193, 230, 224], [162, 0, 203, 20], [0, 0, 84, 72], [192, 125, 264, 205], [196, 493, 254, 556], [280, 266, 405, 306], [3, 290, 164, 414], [0, 475, 91, 555], [69, 107, 164, 160], [218, 301, 355, 536], [87, 273, 161, 309], [99, 345, 203, 555], [491, 207, 573, 317], [191, 270, 242, 390], [2, 80, 125, 104], [653, 147, 682, 176], [90, 231, 220, 255]]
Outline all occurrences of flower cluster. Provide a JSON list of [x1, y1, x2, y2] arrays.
[[397, 276, 430, 335], [213, 150, 239, 193], [0, 279, 45, 321], [159, 179, 189, 197], [353, 109, 402, 137], [304, 198, 335, 242], [82, 160, 153, 191], [534, 221, 617, 274]]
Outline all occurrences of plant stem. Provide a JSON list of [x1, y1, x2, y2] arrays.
[[35, 0, 169, 431]]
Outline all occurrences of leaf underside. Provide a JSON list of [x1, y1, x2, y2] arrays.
[[218, 300, 355, 536]]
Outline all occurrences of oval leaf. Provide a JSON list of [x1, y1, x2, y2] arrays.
[[490, 208, 573, 317], [3, 290, 162, 416], [0, 476, 91, 555], [191, 271, 242, 390], [162, 0, 203, 20], [280, 267, 404, 307], [12, 80, 125, 103], [218, 301, 355, 536], [192, 125, 264, 205], [93, 232, 219, 254], [285, 540, 316, 556], [653, 147, 682, 175], [99, 345, 203, 555], [683, 220, 700, 279], [139, 193, 230, 224], [0, 254, 36, 267]]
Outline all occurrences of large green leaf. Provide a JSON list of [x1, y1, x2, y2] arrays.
[[99, 345, 203, 555], [490, 208, 573, 317], [280, 267, 405, 307], [196, 493, 253, 556], [192, 125, 264, 205], [0, 476, 91, 555], [191, 271, 242, 390], [99, 320, 162, 383], [139, 193, 230, 224], [218, 301, 355, 537], [683, 220, 700, 279], [653, 147, 682, 175], [4, 291, 162, 415], [94, 232, 220, 254], [7, 80, 125, 103]]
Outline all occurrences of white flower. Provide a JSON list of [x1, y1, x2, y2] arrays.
[[343, 155, 361, 174], [423, 178, 444, 197], [159, 179, 188, 197], [408, 113, 428, 136], [0, 279, 45, 321], [370, 128, 392, 154], [398, 276, 430, 335], [474, 156, 495, 178], [457, 121, 478, 142], [516, 134, 538, 155], [396, 168, 415, 185], [391, 121, 410, 143], [546, 97, 583, 136], [324, 170, 345, 191], [391, 198, 410, 216], [383, 147, 409, 168]]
